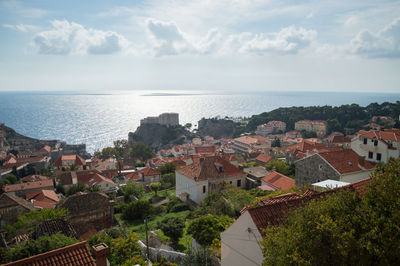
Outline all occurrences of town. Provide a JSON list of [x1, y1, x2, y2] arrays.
[[0, 105, 400, 265]]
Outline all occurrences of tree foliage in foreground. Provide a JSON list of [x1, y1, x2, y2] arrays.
[[262, 158, 400, 266], [0, 233, 78, 264], [187, 214, 234, 247], [158, 216, 185, 246]]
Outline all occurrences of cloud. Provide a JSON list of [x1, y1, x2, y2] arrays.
[[32, 20, 129, 55], [349, 17, 400, 58], [1, 0, 47, 18], [145, 18, 221, 56], [3, 23, 38, 32], [240, 26, 317, 55]]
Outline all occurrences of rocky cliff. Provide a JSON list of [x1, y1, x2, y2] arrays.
[[197, 118, 239, 139], [128, 124, 190, 151]]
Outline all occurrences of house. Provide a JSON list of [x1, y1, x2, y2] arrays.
[[56, 192, 115, 238], [285, 140, 342, 164], [295, 149, 375, 185], [26, 190, 59, 209], [255, 153, 272, 165], [0, 193, 34, 228], [256, 121, 286, 136], [260, 171, 295, 191], [53, 154, 86, 171], [243, 166, 269, 188], [221, 178, 371, 266], [76, 171, 117, 193], [90, 158, 117, 171], [194, 145, 216, 155], [232, 136, 269, 154], [176, 156, 246, 204], [125, 167, 161, 185], [295, 120, 328, 136], [351, 129, 400, 163], [3, 241, 110, 266], [3, 179, 54, 198], [326, 135, 351, 148]]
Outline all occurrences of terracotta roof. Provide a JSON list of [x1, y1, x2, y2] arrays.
[[54, 155, 86, 167], [255, 153, 272, 163], [140, 166, 161, 176], [3, 179, 54, 193], [4, 241, 96, 266], [318, 149, 375, 174], [195, 145, 216, 154], [76, 172, 115, 187], [40, 145, 51, 153], [21, 175, 49, 182], [261, 171, 295, 190], [247, 178, 372, 235], [26, 190, 59, 209], [327, 135, 351, 143], [234, 136, 259, 145], [0, 193, 35, 210], [358, 129, 400, 142], [56, 171, 77, 186], [177, 155, 244, 181]]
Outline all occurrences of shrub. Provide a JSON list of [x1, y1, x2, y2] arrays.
[[157, 217, 185, 246], [122, 200, 152, 221]]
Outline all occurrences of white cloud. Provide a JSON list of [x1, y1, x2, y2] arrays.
[[240, 26, 317, 55], [3, 23, 38, 32], [33, 20, 129, 55], [1, 0, 47, 18], [350, 18, 400, 58], [145, 18, 221, 56]]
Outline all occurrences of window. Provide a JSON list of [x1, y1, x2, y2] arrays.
[[203, 185, 206, 194], [318, 164, 323, 171], [374, 140, 378, 146], [363, 138, 367, 144], [368, 152, 373, 159], [237, 179, 241, 187], [377, 153, 382, 161], [229, 181, 232, 184]]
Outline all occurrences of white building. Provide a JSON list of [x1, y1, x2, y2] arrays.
[[351, 129, 400, 163], [176, 156, 246, 204]]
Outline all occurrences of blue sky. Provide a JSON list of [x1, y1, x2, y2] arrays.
[[0, 0, 399, 92]]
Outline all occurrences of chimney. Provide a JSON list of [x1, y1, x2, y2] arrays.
[[92, 243, 110, 266]]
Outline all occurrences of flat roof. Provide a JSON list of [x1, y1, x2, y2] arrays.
[[312, 179, 350, 189]]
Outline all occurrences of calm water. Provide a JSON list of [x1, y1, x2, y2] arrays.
[[0, 90, 399, 153]]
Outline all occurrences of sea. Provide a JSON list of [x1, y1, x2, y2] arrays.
[[0, 90, 399, 154]]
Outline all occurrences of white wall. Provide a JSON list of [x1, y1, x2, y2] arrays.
[[221, 211, 264, 266], [176, 171, 207, 204]]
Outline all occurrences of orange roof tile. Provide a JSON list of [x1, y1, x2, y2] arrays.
[[54, 155, 86, 167], [3, 179, 54, 193], [177, 155, 243, 181], [255, 153, 272, 163], [4, 241, 96, 266], [261, 171, 295, 190], [319, 150, 375, 174]]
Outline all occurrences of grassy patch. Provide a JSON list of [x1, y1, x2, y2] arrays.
[[116, 210, 190, 241], [142, 189, 176, 202]]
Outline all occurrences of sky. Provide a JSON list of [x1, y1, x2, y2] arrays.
[[0, 0, 399, 93]]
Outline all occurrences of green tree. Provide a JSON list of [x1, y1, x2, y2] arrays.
[[187, 214, 234, 247], [122, 200, 152, 221], [130, 142, 155, 162], [109, 233, 144, 265], [150, 182, 161, 196], [157, 162, 177, 175], [66, 182, 86, 196], [6, 209, 68, 238], [120, 180, 144, 201], [266, 159, 294, 177], [158, 217, 185, 247], [1, 233, 78, 264], [261, 158, 400, 265], [271, 137, 281, 147], [160, 173, 176, 189]]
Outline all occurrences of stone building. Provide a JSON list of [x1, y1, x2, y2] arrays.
[[295, 120, 328, 136], [295, 149, 375, 185], [140, 113, 179, 127], [256, 121, 286, 136], [0, 193, 34, 228], [56, 192, 115, 237]]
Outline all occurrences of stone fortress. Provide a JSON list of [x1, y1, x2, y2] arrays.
[[140, 113, 179, 127]]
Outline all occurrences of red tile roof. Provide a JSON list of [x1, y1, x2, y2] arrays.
[[0, 193, 35, 210], [4, 241, 96, 266], [327, 135, 351, 143], [54, 155, 86, 167], [177, 155, 243, 181], [247, 178, 372, 235], [255, 153, 272, 164], [261, 171, 295, 190], [141, 166, 161, 176], [3, 179, 54, 193], [76, 172, 114, 187], [26, 190, 59, 209], [358, 129, 400, 142], [318, 149, 375, 174]]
